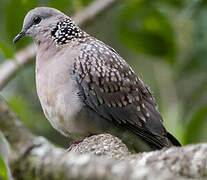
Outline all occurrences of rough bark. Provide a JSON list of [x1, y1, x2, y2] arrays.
[[0, 95, 207, 180]]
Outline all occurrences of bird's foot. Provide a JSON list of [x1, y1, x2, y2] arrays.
[[66, 134, 94, 152], [66, 139, 84, 152]]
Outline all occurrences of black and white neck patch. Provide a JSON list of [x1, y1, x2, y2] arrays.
[[51, 18, 86, 44]]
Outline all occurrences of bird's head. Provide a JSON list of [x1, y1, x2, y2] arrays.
[[13, 7, 85, 45]]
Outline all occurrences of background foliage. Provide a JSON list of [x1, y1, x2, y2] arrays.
[[0, 0, 207, 150]]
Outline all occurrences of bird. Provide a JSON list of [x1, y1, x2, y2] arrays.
[[13, 7, 181, 152]]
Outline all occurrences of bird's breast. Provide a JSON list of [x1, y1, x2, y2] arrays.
[[35, 52, 85, 137]]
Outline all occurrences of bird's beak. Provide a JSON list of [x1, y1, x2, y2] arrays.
[[13, 30, 26, 43]]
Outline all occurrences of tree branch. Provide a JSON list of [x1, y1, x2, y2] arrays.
[[0, 0, 117, 90], [0, 95, 206, 180]]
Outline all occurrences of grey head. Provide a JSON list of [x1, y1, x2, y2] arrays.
[[13, 7, 86, 44]]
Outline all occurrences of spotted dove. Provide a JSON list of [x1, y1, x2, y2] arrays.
[[13, 7, 181, 152]]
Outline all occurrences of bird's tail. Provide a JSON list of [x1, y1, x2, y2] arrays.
[[167, 132, 181, 147]]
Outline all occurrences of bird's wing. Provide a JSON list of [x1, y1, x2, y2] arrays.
[[72, 38, 172, 149]]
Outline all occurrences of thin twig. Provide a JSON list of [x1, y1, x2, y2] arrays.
[[0, 0, 117, 90]]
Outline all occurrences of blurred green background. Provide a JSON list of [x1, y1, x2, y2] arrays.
[[0, 0, 207, 148]]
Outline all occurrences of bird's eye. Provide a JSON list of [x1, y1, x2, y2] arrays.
[[33, 17, 41, 25]]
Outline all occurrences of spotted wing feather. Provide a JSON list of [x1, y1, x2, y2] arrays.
[[72, 38, 173, 149]]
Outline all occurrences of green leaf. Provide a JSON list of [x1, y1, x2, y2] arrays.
[[119, 0, 177, 64], [80, 0, 93, 6], [178, 5, 207, 76], [183, 105, 207, 144], [49, 0, 70, 12], [49, 0, 93, 14], [0, 42, 14, 58], [161, 0, 186, 8], [184, 78, 207, 111], [0, 155, 7, 180]]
